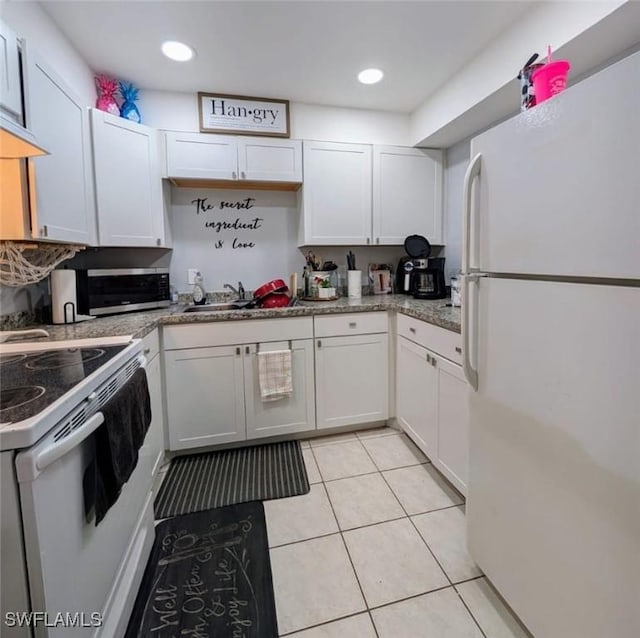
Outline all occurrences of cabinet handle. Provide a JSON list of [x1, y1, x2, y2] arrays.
[[245, 346, 250, 354], [455, 346, 462, 354], [235, 347, 240, 355], [409, 327, 416, 334], [232, 171, 237, 179], [156, 238, 162, 246], [317, 340, 321, 348], [349, 322, 356, 328], [376, 237, 380, 244], [366, 237, 370, 244], [426, 353, 430, 363], [241, 171, 246, 179], [143, 347, 151, 355], [431, 357, 437, 367], [40, 225, 48, 238]]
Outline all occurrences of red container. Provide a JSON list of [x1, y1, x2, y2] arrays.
[[531, 60, 570, 105], [259, 291, 291, 308], [253, 279, 288, 302]]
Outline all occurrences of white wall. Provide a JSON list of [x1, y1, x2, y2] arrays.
[[142, 91, 410, 145]]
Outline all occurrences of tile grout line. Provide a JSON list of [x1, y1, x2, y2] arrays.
[[310, 445, 382, 638], [359, 437, 489, 638]]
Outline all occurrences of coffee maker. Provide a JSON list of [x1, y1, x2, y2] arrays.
[[396, 235, 447, 300]]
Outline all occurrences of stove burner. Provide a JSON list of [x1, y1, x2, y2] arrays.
[[0, 353, 28, 365], [25, 348, 107, 371], [0, 386, 46, 412]]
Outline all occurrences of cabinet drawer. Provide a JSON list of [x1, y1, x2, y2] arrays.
[[314, 312, 388, 337], [397, 314, 462, 365], [163, 317, 313, 350], [141, 329, 160, 361]]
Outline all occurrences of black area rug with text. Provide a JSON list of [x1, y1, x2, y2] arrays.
[[125, 501, 278, 637]]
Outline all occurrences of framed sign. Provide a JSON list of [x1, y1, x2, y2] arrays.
[[198, 92, 290, 137]]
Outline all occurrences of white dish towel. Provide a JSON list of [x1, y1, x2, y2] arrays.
[[258, 349, 293, 402]]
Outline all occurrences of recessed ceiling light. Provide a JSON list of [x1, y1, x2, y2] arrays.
[[161, 40, 194, 62], [358, 68, 384, 84]]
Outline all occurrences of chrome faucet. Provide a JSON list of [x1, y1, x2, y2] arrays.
[[223, 281, 246, 299]]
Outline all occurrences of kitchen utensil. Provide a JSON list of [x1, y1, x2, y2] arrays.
[[346, 251, 356, 270], [259, 291, 291, 308], [320, 261, 337, 271], [253, 278, 288, 303]]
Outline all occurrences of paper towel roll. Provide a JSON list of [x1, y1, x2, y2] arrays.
[[347, 270, 362, 300], [51, 270, 77, 324]]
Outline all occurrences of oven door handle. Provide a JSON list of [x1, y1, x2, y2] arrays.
[[35, 412, 105, 473]]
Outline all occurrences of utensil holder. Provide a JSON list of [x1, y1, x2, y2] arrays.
[[347, 270, 362, 300]]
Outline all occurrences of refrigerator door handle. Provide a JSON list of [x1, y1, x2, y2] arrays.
[[462, 153, 482, 274], [461, 272, 485, 391]]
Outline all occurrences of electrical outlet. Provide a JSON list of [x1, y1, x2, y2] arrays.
[[187, 269, 199, 284]]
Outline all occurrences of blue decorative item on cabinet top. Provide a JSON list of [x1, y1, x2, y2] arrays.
[[119, 81, 141, 123]]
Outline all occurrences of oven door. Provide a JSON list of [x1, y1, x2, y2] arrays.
[[14, 356, 155, 637]]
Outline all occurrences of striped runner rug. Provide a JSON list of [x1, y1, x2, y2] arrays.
[[154, 440, 309, 519]]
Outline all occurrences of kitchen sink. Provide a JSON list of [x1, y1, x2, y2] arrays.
[[182, 301, 251, 313]]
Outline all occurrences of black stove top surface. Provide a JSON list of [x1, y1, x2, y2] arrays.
[[0, 345, 127, 424]]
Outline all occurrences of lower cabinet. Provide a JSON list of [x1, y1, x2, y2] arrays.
[[396, 329, 470, 495], [315, 332, 389, 429], [163, 319, 316, 451]]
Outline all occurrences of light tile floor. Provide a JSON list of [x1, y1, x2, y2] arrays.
[[269, 428, 532, 637]]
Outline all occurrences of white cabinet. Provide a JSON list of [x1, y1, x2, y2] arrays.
[[22, 44, 95, 244], [301, 140, 372, 245], [164, 345, 246, 450], [165, 131, 302, 184], [163, 318, 315, 450], [396, 315, 469, 494], [0, 20, 22, 118], [300, 141, 444, 246], [142, 330, 165, 477], [373, 146, 443, 245], [244, 340, 315, 439], [396, 336, 438, 457], [314, 313, 389, 429], [91, 109, 165, 247]]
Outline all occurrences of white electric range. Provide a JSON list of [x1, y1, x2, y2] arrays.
[[0, 334, 156, 637]]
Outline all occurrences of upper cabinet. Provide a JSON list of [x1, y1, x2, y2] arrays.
[[0, 20, 22, 118], [300, 140, 444, 246], [91, 109, 165, 247], [21, 43, 96, 245], [300, 140, 372, 245], [164, 131, 302, 189], [373, 146, 443, 245]]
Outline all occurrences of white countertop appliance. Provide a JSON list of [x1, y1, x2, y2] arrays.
[[461, 52, 639, 638], [0, 335, 156, 637]]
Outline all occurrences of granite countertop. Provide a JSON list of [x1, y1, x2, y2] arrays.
[[16, 295, 461, 343]]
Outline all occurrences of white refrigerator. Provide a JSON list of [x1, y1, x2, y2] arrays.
[[461, 52, 639, 638]]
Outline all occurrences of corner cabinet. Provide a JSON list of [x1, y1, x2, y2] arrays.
[[396, 315, 469, 495], [164, 131, 302, 188], [91, 109, 165, 247], [300, 141, 372, 245], [373, 146, 443, 245], [0, 20, 22, 118], [22, 43, 95, 244]]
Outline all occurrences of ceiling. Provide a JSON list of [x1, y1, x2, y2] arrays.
[[41, 0, 534, 113]]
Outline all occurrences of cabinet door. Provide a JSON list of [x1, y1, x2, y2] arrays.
[[164, 346, 245, 450], [316, 333, 388, 429], [0, 20, 22, 117], [237, 137, 302, 182], [396, 336, 438, 460], [22, 44, 95, 244], [165, 131, 237, 179], [435, 356, 469, 495], [144, 352, 165, 478], [244, 339, 315, 439], [92, 110, 164, 246], [373, 146, 443, 245], [302, 141, 372, 245]]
